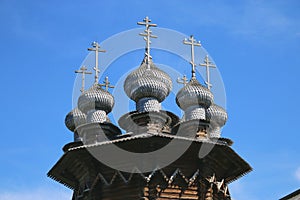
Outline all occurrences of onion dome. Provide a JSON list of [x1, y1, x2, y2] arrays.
[[78, 84, 114, 114], [206, 103, 228, 138], [176, 78, 213, 110], [176, 78, 213, 121], [77, 84, 114, 123], [206, 104, 228, 126], [65, 107, 87, 132], [124, 57, 172, 103]]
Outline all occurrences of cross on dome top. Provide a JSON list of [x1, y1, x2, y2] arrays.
[[177, 75, 188, 86], [75, 66, 92, 93], [200, 55, 216, 90], [137, 16, 157, 69], [183, 35, 201, 79], [100, 76, 115, 91], [87, 41, 106, 84]]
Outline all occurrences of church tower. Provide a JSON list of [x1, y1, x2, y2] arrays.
[[48, 17, 251, 200]]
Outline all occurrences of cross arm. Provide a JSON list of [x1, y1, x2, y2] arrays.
[[137, 22, 157, 27], [199, 63, 216, 68], [87, 47, 106, 52]]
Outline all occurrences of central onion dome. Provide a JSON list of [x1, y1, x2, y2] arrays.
[[176, 77, 213, 120], [124, 57, 172, 112], [206, 103, 228, 138], [78, 84, 114, 123]]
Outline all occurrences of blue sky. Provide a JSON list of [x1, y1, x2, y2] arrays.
[[0, 0, 300, 199]]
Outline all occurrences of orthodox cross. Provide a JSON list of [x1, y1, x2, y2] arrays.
[[100, 76, 115, 91], [177, 75, 188, 86], [200, 55, 216, 90], [75, 66, 92, 93], [87, 41, 106, 84], [183, 35, 201, 79], [137, 16, 157, 69]]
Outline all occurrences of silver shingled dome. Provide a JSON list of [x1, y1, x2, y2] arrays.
[[65, 107, 87, 132], [206, 104, 228, 127], [78, 84, 114, 114], [124, 57, 172, 102], [176, 78, 214, 110]]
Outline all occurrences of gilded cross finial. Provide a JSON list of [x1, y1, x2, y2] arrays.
[[75, 66, 92, 93], [137, 16, 157, 69], [177, 75, 188, 86], [183, 35, 201, 80], [100, 76, 115, 91], [87, 41, 106, 84], [200, 55, 216, 90]]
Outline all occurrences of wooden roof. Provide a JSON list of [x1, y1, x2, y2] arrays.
[[48, 133, 252, 190]]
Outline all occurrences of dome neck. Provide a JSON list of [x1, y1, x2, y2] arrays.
[[136, 97, 161, 112], [184, 105, 206, 121], [208, 125, 221, 138], [87, 110, 107, 123]]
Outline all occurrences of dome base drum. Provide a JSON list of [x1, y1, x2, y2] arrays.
[[75, 123, 122, 145], [118, 111, 179, 134], [172, 119, 209, 139]]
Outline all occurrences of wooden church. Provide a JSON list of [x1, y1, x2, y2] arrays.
[[48, 17, 252, 200]]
